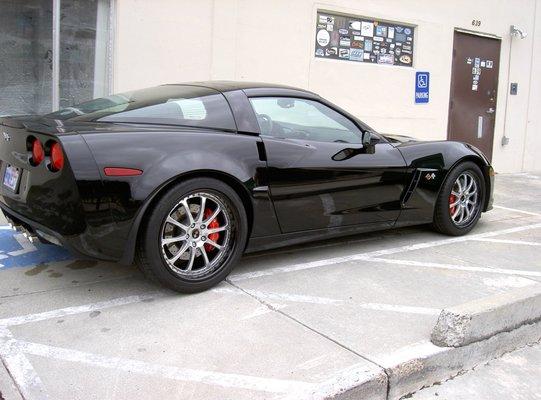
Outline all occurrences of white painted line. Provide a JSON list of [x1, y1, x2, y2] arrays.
[[493, 205, 541, 217], [366, 257, 541, 278], [248, 290, 342, 305], [356, 223, 541, 258], [377, 340, 445, 368], [8, 233, 37, 257], [481, 276, 537, 288], [358, 303, 440, 316], [214, 288, 440, 315], [472, 238, 541, 246], [214, 286, 340, 304], [241, 304, 286, 320], [11, 339, 313, 394], [230, 223, 541, 281], [231, 254, 369, 281], [0, 328, 49, 400], [0, 292, 167, 327]]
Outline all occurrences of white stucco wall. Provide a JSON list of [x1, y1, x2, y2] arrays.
[[523, 0, 541, 171], [114, 0, 541, 173]]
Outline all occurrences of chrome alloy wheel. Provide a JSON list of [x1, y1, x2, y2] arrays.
[[448, 171, 480, 226], [160, 192, 231, 279]]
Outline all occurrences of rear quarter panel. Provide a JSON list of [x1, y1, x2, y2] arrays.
[[81, 129, 279, 262]]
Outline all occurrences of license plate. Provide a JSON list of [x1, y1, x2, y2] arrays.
[[3, 165, 20, 191]]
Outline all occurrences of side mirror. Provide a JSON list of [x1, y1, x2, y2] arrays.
[[362, 131, 372, 147], [362, 131, 376, 154]]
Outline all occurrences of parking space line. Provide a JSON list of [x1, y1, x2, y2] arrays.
[[215, 287, 441, 315], [0, 292, 167, 327], [358, 303, 440, 315], [0, 328, 48, 400], [231, 222, 541, 281], [10, 339, 314, 394], [493, 205, 541, 217], [472, 238, 541, 246], [8, 234, 37, 257], [214, 287, 342, 305], [366, 257, 541, 278]]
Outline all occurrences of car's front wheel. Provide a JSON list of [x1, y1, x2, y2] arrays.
[[432, 161, 485, 236], [136, 178, 248, 293]]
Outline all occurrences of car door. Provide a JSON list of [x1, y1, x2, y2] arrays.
[[249, 96, 407, 233]]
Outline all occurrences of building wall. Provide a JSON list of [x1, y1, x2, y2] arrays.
[[523, 0, 541, 171], [114, 0, 541, 173]]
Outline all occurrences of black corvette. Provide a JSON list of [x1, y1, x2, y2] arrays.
[[0, 81, 493, 292]]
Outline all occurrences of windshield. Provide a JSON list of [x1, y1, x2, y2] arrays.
[[44, 85, 237, 131]]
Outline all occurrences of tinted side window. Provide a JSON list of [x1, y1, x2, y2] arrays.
[[46, 86, 237, 131], [249, 97, 361, 143]]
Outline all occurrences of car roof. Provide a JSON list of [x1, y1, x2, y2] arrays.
[[165, 80, 318, 95]]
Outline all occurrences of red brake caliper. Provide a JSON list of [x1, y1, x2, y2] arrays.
[[449, 194, 457, 216], [203, 208, 220, 252]]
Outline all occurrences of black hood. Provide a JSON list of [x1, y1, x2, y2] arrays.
[[380, 133, 419, 144]]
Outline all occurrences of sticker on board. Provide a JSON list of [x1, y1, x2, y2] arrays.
[[317, 29, 330, 46], [349, 20, 361, 30], [361, 21, 374, 37]]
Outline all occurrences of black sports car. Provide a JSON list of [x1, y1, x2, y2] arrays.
[[0, 81, 494, 292]]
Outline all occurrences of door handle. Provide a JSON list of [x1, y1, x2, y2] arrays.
[[486, 107, 495, 114]]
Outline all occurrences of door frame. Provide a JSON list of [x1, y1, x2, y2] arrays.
[[446, 28, 502, 161], [50, 0, 115, 111]]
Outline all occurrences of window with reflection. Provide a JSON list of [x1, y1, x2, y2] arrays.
[[250, 97, 362, 144]]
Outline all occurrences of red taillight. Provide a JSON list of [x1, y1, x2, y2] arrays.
[[50, 142, 64, 171], [32, 139, 45, 165]]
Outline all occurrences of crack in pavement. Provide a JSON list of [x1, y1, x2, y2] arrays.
[[225, 278, 392, 398]]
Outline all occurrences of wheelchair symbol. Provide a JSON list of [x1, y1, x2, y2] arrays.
[[417, 74, 428, 89]]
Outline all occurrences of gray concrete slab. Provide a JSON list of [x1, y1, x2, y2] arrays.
[[0, 259, 136, 300], [410, 341, 541, 400], [3, 282, 377, 400], [0, 172, 540, 400]]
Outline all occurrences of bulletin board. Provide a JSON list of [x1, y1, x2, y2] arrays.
[[315, 11, 415, 67]]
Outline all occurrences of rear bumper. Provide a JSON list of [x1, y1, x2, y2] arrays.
[[0, 203, 115, 261]]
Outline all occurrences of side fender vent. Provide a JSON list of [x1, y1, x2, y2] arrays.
[[256, 141, 267, 162], [401, 169, 422, 206]]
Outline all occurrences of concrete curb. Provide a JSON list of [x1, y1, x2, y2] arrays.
[[285, 363, 387, 400], [382, 320, 541, 399], [304, 286, 541, 400], [431, 284, 541, 347]]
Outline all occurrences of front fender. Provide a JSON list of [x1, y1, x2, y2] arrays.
[[395, 140, 493, 226]]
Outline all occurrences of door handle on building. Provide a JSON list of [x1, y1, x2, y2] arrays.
[[486, 107, 495, 114]]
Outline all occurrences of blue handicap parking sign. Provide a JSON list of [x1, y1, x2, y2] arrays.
[[0, 227, 73, 269], [415, 72, 430, 104]]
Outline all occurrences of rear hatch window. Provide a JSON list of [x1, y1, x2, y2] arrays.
[[44, 85, 236, 131]]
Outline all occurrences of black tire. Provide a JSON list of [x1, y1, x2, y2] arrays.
[[432, 161, 485, 236], [136, 178, 248, 293]]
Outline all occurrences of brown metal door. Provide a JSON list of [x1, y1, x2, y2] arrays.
[[448, 31, 501, 161]]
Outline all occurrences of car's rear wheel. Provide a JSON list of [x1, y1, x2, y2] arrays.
[[432, 161, 485, 236], [136, 178, 248, 293]]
